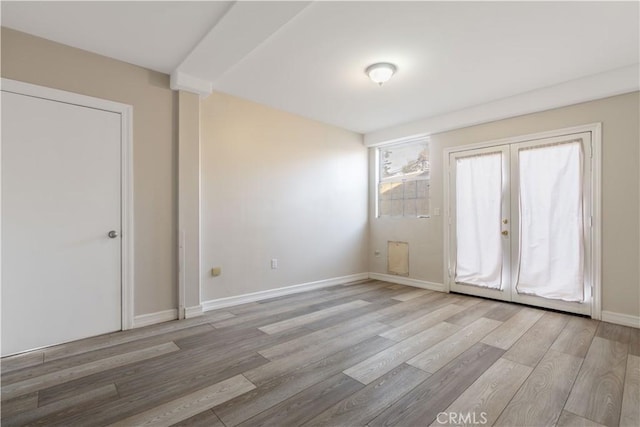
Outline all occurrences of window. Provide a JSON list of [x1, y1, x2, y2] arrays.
[[377, 139, 430, 217]]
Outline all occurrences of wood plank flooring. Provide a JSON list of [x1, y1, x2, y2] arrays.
[[1, 280, 638, 427]]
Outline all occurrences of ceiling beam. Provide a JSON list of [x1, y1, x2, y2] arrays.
[[171, 1, 311, 96], [170, 72, 213, 97]]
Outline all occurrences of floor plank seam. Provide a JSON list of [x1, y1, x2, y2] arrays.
[[2, 283, 638, 426], [615, 351, 630, 427], [113, 382, 122, 400], [361, 363, 432, 427], [558, 353, 587, 425], [213, 409, 230, 427], [491, 357, 538, 425], [477, 313, 567, 427]]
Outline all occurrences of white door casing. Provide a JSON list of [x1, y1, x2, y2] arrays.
[[443, 124, 601, 318], [1, 79, 134, 356]]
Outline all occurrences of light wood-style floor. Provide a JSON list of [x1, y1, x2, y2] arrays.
[[2, 280, 639, 427]]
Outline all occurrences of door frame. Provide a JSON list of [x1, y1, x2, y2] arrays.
[[1, 78, 135, 330], [443, 123, 602, 320]]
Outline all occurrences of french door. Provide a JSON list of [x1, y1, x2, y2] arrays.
[[448, 131, 593, 315]]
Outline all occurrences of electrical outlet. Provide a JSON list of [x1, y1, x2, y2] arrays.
[[211, 267, 221, 277], [271, 258, 278, 269]]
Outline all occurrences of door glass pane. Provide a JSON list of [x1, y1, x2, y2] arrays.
[[516, 140, 584, 302], [455, 152, 503, 289]]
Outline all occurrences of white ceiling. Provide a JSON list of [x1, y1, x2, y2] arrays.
[[1, 1, 234, 73], [2, 1, 639, 134]]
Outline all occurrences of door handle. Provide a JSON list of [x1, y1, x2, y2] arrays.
[[108, 230, 119, 239], [501, 230, 509, 236]]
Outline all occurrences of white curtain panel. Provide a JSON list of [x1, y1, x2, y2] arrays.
[[515, 140, 584, 302], [455, 152, 503, 289]]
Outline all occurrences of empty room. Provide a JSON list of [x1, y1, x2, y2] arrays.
[[1, 1, 639, 426]]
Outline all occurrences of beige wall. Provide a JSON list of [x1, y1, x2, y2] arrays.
[[1, 28, 177, 316], [200, 91, 368, 301], [3, 27, 637, 321], [370, 92, 640, 317]]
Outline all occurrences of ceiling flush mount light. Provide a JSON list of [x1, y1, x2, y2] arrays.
[[365, 62, 397, 86]]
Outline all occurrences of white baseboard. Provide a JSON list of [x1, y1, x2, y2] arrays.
[[185, 305, 203, 318], [368, 272, 446, 292], [601, 311, 640, 329], [201, 273, 370, 312], [132, 308, 178, 328]]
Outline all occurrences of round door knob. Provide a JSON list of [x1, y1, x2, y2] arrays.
[[501, 230, 509, 236], [108, 230, 119, 239]]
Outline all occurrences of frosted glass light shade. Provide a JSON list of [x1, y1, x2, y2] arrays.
[[366, 63, 397, 85]]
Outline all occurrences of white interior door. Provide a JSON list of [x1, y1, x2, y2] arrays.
[[448, 132, 592, 315], [2, 90, 122, 356]]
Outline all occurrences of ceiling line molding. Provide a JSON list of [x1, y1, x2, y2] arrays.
[[170, 71, 213, 97], [364, 63, 640, 147]]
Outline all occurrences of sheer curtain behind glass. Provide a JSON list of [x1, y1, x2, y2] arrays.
[[455, 152, 503, 289], [516, 140, 584, 302]]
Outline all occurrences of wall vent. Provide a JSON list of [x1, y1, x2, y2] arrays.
[[387, 241, 409, 276]]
